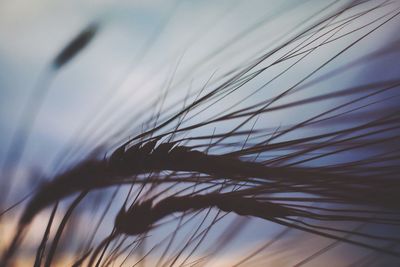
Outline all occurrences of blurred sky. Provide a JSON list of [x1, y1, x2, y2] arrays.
[[1, 0, 400, 266], [1, 0, 398, 172]]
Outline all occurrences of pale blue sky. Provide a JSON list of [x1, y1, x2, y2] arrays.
[[1, 0, 400, 265]]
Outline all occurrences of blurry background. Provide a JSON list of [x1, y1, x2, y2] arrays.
[[1, 0, 400, 266]]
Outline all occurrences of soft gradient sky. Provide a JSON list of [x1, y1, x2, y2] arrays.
[[1, 0, 400, 266]]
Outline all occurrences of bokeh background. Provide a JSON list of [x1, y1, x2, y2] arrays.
[[1, 0, 400, 266]]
